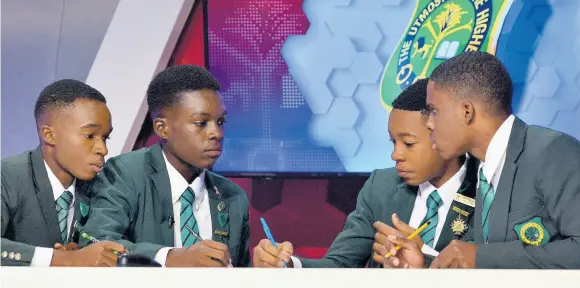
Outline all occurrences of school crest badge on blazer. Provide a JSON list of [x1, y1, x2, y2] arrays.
[[513, 217, 551, 246]]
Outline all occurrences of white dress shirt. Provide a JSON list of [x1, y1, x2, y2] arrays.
[[292, 156, 469, 268], [30, 161, 77, 267], [478, 115, 515, 197], [153, 152, 212, 266]]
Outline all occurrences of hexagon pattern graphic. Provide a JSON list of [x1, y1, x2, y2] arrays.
[[282, 0, 416, 171], [497, 0, 580, 140], [284, 0, 580, 171]]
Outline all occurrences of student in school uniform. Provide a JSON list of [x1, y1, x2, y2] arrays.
[[252, 79, 479, 268], [389, 51, 580, 269], [80, 65, 250, 267], [1, 79, 123, 266]]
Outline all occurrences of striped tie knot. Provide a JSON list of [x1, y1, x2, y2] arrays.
[[479, 167, 496, 242], [181, 187, 195, 204], [56, 191, 73, 211], [426, 191, 443, 210], [479, 168, 489, 183], [420, 190, 442, 248]]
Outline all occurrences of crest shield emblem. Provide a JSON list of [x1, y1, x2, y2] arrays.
[[380, 0, 515, 110]]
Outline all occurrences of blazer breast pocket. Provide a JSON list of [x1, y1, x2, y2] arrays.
[[508, 204, 554, 246], [507, 200, 545, 226]]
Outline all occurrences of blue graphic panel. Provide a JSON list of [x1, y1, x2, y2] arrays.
[[209, 0, 580, 173]]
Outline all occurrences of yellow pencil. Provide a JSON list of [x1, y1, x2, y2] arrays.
[[385, 220, 431, 258]]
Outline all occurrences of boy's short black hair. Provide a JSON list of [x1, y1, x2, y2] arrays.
[[430, 51, 513, 115], [34, 79, 106, 123], [392, 78, 429, 118], [147, 65, 221, 115]]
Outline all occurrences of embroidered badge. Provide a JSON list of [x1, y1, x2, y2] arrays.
[[453, 194, 476, 208], [514, 217, 551, 246], [80, 202, 90, 217], [217, 201, 226, 212], [218, 212, 229, 228], [214, 229, 229, 238], [451, 216, 468, 237], [451, 205, 470, 217]]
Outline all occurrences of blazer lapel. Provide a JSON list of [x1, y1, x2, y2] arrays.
[[474, 187, 484, 244], [30, 147, 62, 244], [368, 176, 416, 268], [435, 156, 478, 251], [68, 181, 90, 243], [148, 144, 175, 247], [437, 213, 458, 251], [205, 174, 230, 245], [74, 181, 90, 223], [487, 118, 526, 242], [390, 180, 418, 225]]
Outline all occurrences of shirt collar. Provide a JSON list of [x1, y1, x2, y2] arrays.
[[162, 151, 207, 205], [418, 154, 469, 206], [480, 115, 515, 181], [43, 160, 76, 203]]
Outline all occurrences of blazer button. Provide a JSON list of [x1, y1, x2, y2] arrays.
[[1, 251, 7, 258], [8, 252, 14, 259], [14, 253, 22, 260]]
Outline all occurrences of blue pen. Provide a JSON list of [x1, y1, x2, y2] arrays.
[[260, 217, 287, 268]]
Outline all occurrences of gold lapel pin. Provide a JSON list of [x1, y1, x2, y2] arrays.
[[217, 201, 226, 212]]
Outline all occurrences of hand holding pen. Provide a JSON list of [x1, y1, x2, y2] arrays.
[[373, 217, 432, 269], [81, 232, 125, 255], [183, 225, 233, 268], [50, 233, 126, 267], [164, 225, 232, 267], [252, 217, 294, 268]]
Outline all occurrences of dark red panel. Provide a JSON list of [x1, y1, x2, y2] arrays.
[[170, 0, 206, 67], [133, 1, 207, 149]]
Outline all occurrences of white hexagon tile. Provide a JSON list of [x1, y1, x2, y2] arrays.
[[282, 0, 415, 171], [497, 0, 580, 139]]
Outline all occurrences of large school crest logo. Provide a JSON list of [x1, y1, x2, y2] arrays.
[[380, 0, 514, 110]]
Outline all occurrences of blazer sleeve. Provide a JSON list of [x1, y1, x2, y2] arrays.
[[80, 158, 164, 258], [299, 170, 380, 268], [476, 134, 580, 268], [1, 174, 35, 266]]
